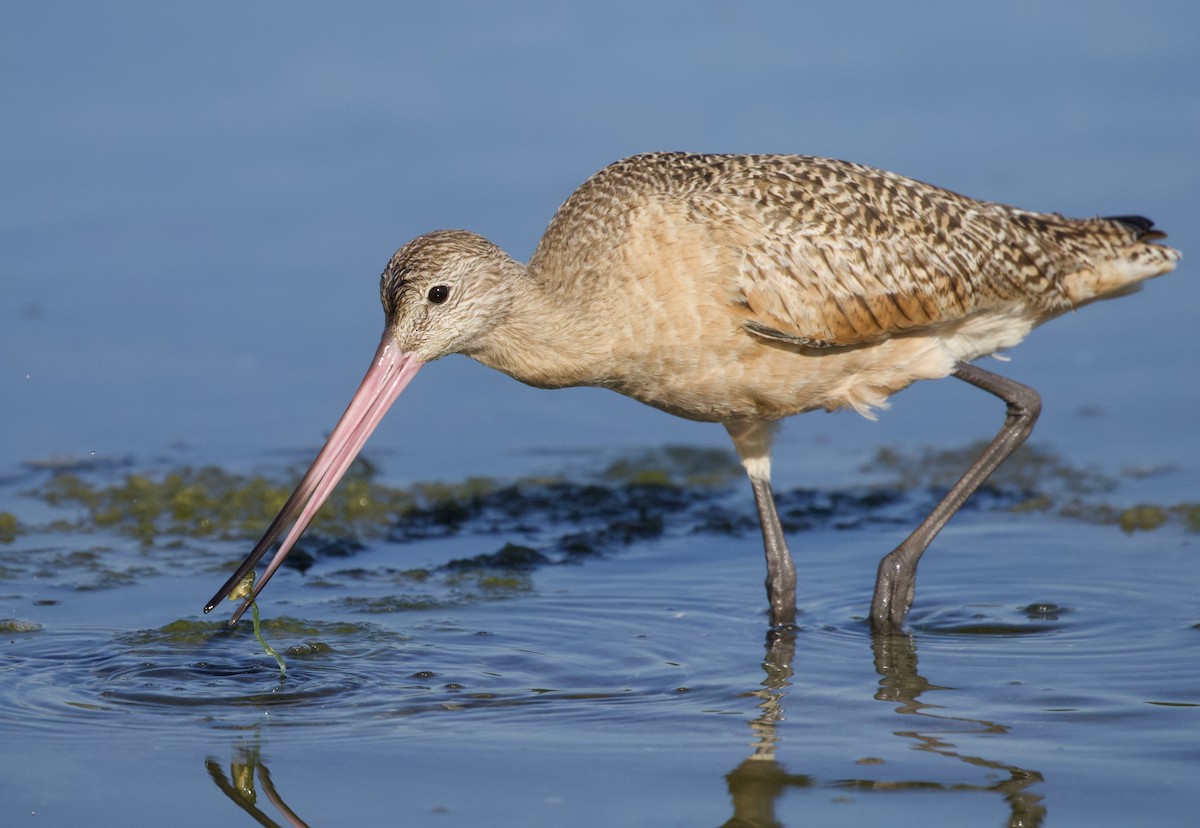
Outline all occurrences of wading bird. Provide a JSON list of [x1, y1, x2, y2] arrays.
[[205, 152, 1179, 632]]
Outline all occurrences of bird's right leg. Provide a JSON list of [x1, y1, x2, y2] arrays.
[[870, 361, 1041, 633], [725, 421, 797, 629]]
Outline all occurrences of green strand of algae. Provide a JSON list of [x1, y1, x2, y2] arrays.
[[229, 573, 286, 678]]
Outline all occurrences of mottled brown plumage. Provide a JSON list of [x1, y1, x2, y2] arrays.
[[211, 152, 1180, 633], [383, 153, 1177, 423]]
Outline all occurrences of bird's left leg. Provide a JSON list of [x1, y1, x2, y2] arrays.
[[870, 361, 1041, 633], [725, 421, 798, 629]]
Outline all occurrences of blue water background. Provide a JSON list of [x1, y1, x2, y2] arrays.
[[4, 1, 1197, 489]]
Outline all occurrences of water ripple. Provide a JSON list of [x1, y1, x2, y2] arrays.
[[0, 612, 719, 744]]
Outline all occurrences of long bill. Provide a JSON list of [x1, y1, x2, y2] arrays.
[[204, 331, 422, 624]]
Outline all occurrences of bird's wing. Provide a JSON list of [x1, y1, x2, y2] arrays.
[[682, 157, 1076, 348]]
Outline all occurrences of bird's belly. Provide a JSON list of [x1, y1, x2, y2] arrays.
[[606, 306, 1040, 423], [606, 345, 943, 423]]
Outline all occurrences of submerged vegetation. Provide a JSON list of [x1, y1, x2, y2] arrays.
[[1, 447, 756, 606], [37, 464, 411, 545], [0, 512, 20, 544], [863, 443, 1199, 535], [1, 443, 1193, 612], [23, 447, 748, 551]]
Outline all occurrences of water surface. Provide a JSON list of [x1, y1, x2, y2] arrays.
[[2, 446, 1197, 826]]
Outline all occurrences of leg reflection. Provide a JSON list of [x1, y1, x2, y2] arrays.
[[720, 629, 1047, 828], [868, 632, 1047, 827], [721, 628, 811, 828]]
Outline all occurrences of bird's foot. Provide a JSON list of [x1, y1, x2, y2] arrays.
[[870, 549, 916, 634], [767, 602, 798, 632]]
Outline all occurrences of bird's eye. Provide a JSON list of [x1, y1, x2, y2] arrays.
[[427, 285, 451, 304]]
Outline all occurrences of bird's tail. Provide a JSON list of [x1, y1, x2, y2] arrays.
[[1058, 215, 1181, 306]]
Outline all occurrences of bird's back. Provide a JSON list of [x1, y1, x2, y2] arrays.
[[530, 153, 1180, 349]]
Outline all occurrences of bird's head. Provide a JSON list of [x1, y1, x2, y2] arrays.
[[380, 229, 525, 363]]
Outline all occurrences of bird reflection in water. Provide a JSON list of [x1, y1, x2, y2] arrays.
[[720, 630, 1046, 827], [203, 632, 1047, 827], [202, 635, 1047, 826], [206, 742, 310, 828]]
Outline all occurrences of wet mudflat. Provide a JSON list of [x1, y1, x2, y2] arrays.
[[1, 445, 1196, 826]]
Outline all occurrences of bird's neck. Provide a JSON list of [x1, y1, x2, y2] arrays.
[[462, 261, 614, 390]]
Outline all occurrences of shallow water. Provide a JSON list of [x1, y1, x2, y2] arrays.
[[2, 450, 1198, 826], [3, 1, 1199, 826]]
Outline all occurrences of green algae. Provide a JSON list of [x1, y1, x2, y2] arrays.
[[2, 442, 1192, 607], [866, 443, 1199, 534], [411, 476, 499, 505], [600, 444, 743, 487], [37, 462, 412, 545], [1176, 503, 1200, 532], [115, 617, 405, 673], [866, 442, 1116, 496], [1058, 500, 1200, 534], [0, 618, 41, 633], [0, 512, 20, 544], [338, 595, 452, 613], [444, 569, 534, 599], [17, 445, 1197, 557], [1117, 504, 1169, 534], [127, 618, 223, 646], [251, 600, 286, 677], [229, 572, 286, 678], [285, 639, 333, 658]]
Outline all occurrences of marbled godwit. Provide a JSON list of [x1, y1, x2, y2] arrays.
[[205, 152, 1180, 632]]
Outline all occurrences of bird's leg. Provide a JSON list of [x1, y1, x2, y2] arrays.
[[870, 361, 1041, 633], [725, 421, 798, 629], [749, 476, 798, 628]]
